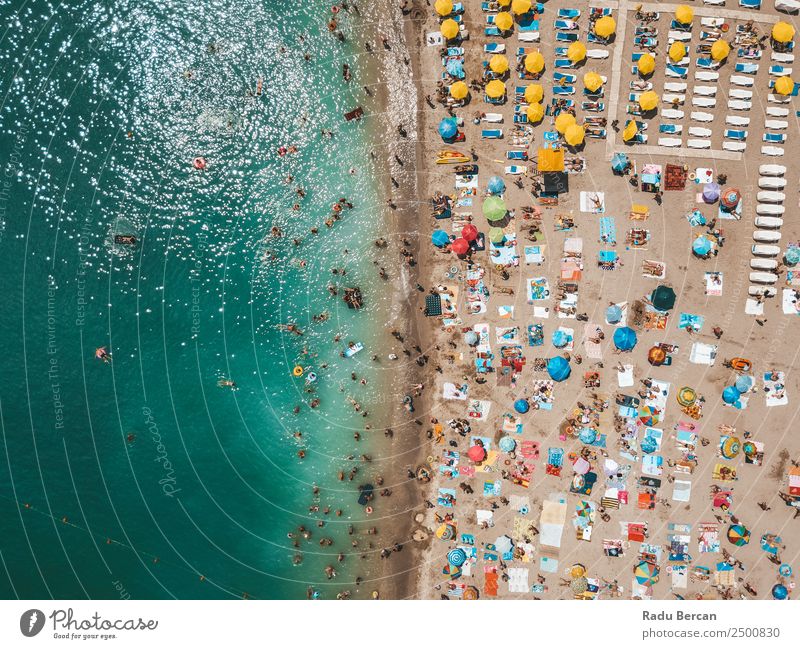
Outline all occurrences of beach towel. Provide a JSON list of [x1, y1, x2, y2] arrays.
[[527, 323, 544, 346], [527, 277, 550, 302], [642, 259, 666, 279], [495, 325, 520, 344], [582, 323, 604, 358], [705, 272, 723, 296], [764, 371, 788, 406], [467, 399, 492, 420], [617, 364, 634, 387], [599, 216, 617, 244], [672, 480, 692, 502], [539, 496, 567, 550], [498, 305, 514, 319], [443, 382, 468, 400], [689, 341, 717, 365], [678, 312, 704, 332], [782, 288, 800, 315], [524, 244, 545, 264], [580, 191, 605, 213]]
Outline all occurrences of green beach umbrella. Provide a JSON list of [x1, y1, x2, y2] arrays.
[[488, 227, 506, 243], [483, 196, 507, 222]]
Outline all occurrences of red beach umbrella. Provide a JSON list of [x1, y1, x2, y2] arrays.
[[451, 238, 470, 255], [467, 445, 486, 462], [461, 224, 479, 242]]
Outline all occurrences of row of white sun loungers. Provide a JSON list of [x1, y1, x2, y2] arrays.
[[750, 164, 788, 290]]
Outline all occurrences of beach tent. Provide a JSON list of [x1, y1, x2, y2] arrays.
[[722, 386, 740, 404], [431, 230, 450, 247], [537, 147, 564, 172], [773, 21, 795, 44], [567, 41, 586, 64], [526, 103, 544, 123], [435, 0, 453, 16], [638, 53, 655, 76], [651, 285, 676, 311], [606, 304, 622, 323], [613, 326, 637, 351], [692, 236, 712, 256], [711, 39, 730, 61], [775, 75, 794, 96], [564, 124, 585, 146], [485, 79, 506, 99], [483, 196, 507, 221], [461, 223, 479, 241], [669, 41, 687, 63], [451, 238, 469, 255], [489, 54, 509, 74], [488, 175, 505, 194], [468, 445, 486, 462], [611, 153, 628, 173], [702, 182, 720, 203], [524, 83, 544, 103], [547, 356, 571, 382], [593, 16, 616, 38], [438, 117, 458, 140], [449, 81, 468, 100], [512, 0, 532, 14], [583, 71, 603, 92], [441, 19, 459, 40], [675, 5, 693, 24], [622, 120, 639, 141], [514, 398, 530, 413], [727, 524, 750, 547], [555, 112, 576, 133], [495, 11, 513, 32], [525, 52, 545, 74], [639, 90, 659, 111]]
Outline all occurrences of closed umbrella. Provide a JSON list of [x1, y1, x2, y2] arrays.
[[775, 75, 794, 96], [722, 385, 740, 404], [526, 102, 544, 123], [435, 0, 453, 16], [651, 285, 676, 311], [438, 117, 458, 140], [431, 230, 450, 247], [489, 54, 509, 74], [524, 83, 543, 103], [564, 123, 585, 146], [692, 236, 712, 256], [711, 39, 730, 61], [583, 71, 603, 92], [495, 11, 513, 31], [487, 176, 505, 194], [555, 112, 576, 133], [499, 436, 516, 452], [567, 41, 586, 63], [512, 0, 532, 14], [441, 18, 459, 40], [638, 52, 655, 75], [514, 398, 530, 413], [773, 21, 795, 43], [702, 182, 720, 203], [449, 80, 468, 100], [613, 326, 637, 351], [467, 445, 486, 462], [488, 227, 505, 243], [485, 79, 506, 99], [451, 237, 469, 255], [606, 304, 622, 323], [547, 356, 571, 382], [669, 41, 687, 63], [622, 120, 639, 141], [461, 223, 478, 242], [525, 51, 544, 74], [593, 16, 616, 38], [675, 4, 693, 24], [483, 196, 507, 221], [611, 152, 628, 172]]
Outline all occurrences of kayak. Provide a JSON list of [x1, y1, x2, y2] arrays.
[[436, 149, 471, 164]]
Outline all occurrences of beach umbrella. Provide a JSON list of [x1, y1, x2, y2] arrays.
[[489, 54, 509, 74], [435, 0, 453, 16], [494, 534, 513, 554], [552, 329, 569, 348], [722, 385, 740, 404], [647, 346, 667, 366], [570, 564, 587, 578], [461, 223, 478, 242], [702, 182, 721, 203], [483, 196, 507, 221], [485, 79, 506, 99], [773, 21, 795, 43], [447, 547, 467, 566], [692, 235, 712, 256], [512, 0, 532, 14], [772, 584, 789, 600], [720, 187, 741, 209], [441, 18, 459, 40], [446, 58, 464, 79], [669, 41, 687, 63], [488, 226, 506, 243], [711, 39, 731, 62], [785, 247, 800, 265], [462, 586, 479, 600], [675, 4, 693, 24], [567, 41, 586, 63], [622, 120, 639, 142], [634, 561, 660, 585], [498, 0, 511, 5], [578, 428, 597, 444], [436, 523, 456, 540], [721, 437, 741, 459], [438, 117, 458, 140], [780, 564, 793, 578], [487, 175, 505, 195], [775, 75, 794, 96], [495, 11, 513, 32], [464, 330, 478, 346], [639, 406, 659, 426], [431, 230, 450, 247], [637, 52, 655, 76], [735, 374, 753, 393], [514, 398, 530, 414], [570, 576, 589, 594], [593, 16, 616, 39], [727, 524, 750, 547], [639, 90, 659, 111], [524, 51, 545, 74], [606, 304, 622, 323], [677, 386, 696, 407], [611, 152, 628, 173], [547, 356, 571, 382], [467, 445, 486, 462], [555, 111, 576, 133], [651, 285, 676, 311], [564, 123, 585, 146], [449, 80, 468, 100], [526, 102, 544, 123], [499, 436, 516, 452], [583, 71, 603, 92], [613, 326, 637, 351], [451, 237, 469, 255], [640, 435, 658, 454], [524, 83, 544, 103]]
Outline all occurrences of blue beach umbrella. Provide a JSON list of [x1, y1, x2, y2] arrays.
[[693, 236, 712, 256], [488, 175, 505, 195], [432, 229, 450, 247], [464, 330, 478, 346], [447, 548, 467, 567], [438, 117, 458, 140], [641, 435, 658, 454], [613, 326, 637, 351], [735, 375, 753, 393], [446, 59, 464, 79], [606, 304, 622, 324], [547, 356, 571, 382], [611, 152, 628, 173], [772, 584, 789, 600], [722, 386, 740, 404], [514, 398, 530, 414], [499, 436, 517, 452], [786, 247, 800, 265], [578, 428, 597, 444], [780, 564, 793, 578], [552, 329, 569, 348]]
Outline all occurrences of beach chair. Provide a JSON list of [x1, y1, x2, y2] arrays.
[[658, 137, 682, 147], [659, 124, 683, 134], [586, 32, 610, 45], [723, 129, 747, 140], [586, 128, 607, 139], [586, 49, 609, 60], [730, 89, 753, 100], [728, 99, 752, 110], [723, 142, 747, 152], [552, 86, 575, 95], [484, 43, 506, 53], [765, 120, 788, 130], [769, 65, 792, 76], [519, 17, 540, 32], [485, 26, 502, 37], [758, 176, 787, 189], [634, 36, 658, 48], [662, 108, 685, 119], [584, 88, 604, 98], [763, 133, 786, 143], [775, 0, 800, 10], [739, 0, 761, 7], [670, 19, 693, 31], [482, 129, 503, 139], [518, 32, 541, 42], [696, 58, 718, 69], [481, 1, 499, 11], [668, 30, 692, 42], [554, 19, 579, 30], [553, 72, 577, 83], [690, 126, 713, 137], [737, 48, 761, 60], [771, 52, 795, 63], [693, 86, 716, 97], [725, 116, 750, 126], [482, 113, 504, 123], [505, 165, 527, 174], [556, 32, 579, 42], [734, 62, 759, 75], [701, 17, 726, 28], [666, 64, 689, 78], [730, 75, 754, 87], [692, 96, 716, 107], [513, 113, 528, 124], [691, 111, 714, 122], [581, 101, 605, 112], [507, 150, 528, 160], [766, 107, 790, 117], [761, 146, 785, 156], [687, 139, 711, 149], [558, 8, 581, 18], [664, 82, 687, 92], [555, 58, 575, 68], [663, 93, 686, 105], [452, 2, 465, 12], [759, 164, 786, 175]]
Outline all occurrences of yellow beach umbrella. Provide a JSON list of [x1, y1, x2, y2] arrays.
[[775, 75, 795, 96], [622, 120, 639, 142], [498, 0, 511, 5], [669, 41, 687, 63], [441, 18, 459, 40], [489, 54, 510, 74], [525, 51, 545, 74], [524, 83, 544, 103], [567, 41, 587, 63], [564, 123, 585, 146], [773, 21, 795, 43], [594, 16, 616, 38], [583, 71, 603, 92], [555, 112, 576, 134], [675, 5, 693, 24], [434, 0, 453, 17], [512, 0, 532, 14], [639, 90, 659, 111], [449, 81, 468, 100], [485, 79, 506, 99], [710, 39, 731, 62], [496, 11, 514, 31], [638, 53, 655, 76], [526, 102, 544, 123]]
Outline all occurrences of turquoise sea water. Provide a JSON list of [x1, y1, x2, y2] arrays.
[[0, 0, 391, 598]]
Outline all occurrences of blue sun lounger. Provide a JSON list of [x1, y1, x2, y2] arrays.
[[666, 64, 688, 78], [507, 150, 528, 160], [670, 19, 692, 31], [737, 48, 761, 59], [553, 72, 577, 83], [659, 124, 682, 134], [763, 132, 786, 143], [696, 58, 718, 69], [558, 8, 580, 18], [581, 101, 605, 111], [519, 17, 540, 32], [556, 31, 579, 42], [484, 43, 505, 53], [484, 94, 505, 104], [554, 19, 579, 30], [482, 129, 503, 139], [553, 86, 575, 95], [513, 113, 528, 124], [485, 26, 501, 37], [587, 128, 607, 139], [770, 65, 791, 75], [735, 62, 759, 74], [481, 1, 498, 11], [724, 129, 747, 140], [739, 0, 761, 7], [555, 58, 574, 68], [584, 88, 604, 97]]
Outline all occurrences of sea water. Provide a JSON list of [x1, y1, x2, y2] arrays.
[[0, 0, 391, 599]]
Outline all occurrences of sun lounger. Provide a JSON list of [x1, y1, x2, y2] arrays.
[[586, 49, 609, 59], [769, 65, 792, 76], [738, 49, 762, 60], [556, 32, 579, 42], [581, 101, 605, 111], [553, 72, 576, 83], [739, 0, 761, 8], [690, 126, 713, 137], [723, 142, 747, 152], [552, 86, 575, 95], [703, 0, 725, 5], [723, 129, 747, 140], [518, 32, 541, 42], [757, 190, 785, 202], [484, 43, 506, 53], [763, 132, 786, 143], [663, 93, 686, 104], [730, 75, 754, 87], [485, 26, 502, 37], [687, 139, 711, 149], [668, 30, 693, 42], [658, 137, 682, 147], [634, 37, 658, 48], [765, 119, 788, 129], [735, 62, 759, 74], [729, 89, 753, 100], [728, 99, 752, 110], [755, 215, 783, 227], [756, 204, 785, 215], [482, 112, 504, 123], [482, 129, 503, 139], [505, 165, 527, 174], [693, 86, 716, 96], [761, 145, 785, 156], [586, 128, 607, 139], [558, 8, 581, 18], [775, 0, 800, 11], [555, 58, 575, 68], [692, 96, 716, 107], [726, 116, 750, 126], [662, 108, 685, 119], [481, 1, 499, 11], [659, 124, 683, 134], [753, 230, 782, 243], [696, 58, 718, 69], [771, 52, 795, 63], [664, 82, 688, 93], [507, 150, 528, 160], [666, 64, 689, 78], [759, 176, 787, 188], [768, 94, 792, 103], [701, 17, 726, 28], [766, 107, 790, 117], [554, 19, 579, 30], [759, 164, 786, 175], [689, 115, 715, 128]]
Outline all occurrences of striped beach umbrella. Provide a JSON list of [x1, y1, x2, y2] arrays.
[[447, 548, 467, 566], [639, 406, 659, 426], [727, 524, 750, 547], [634, 561, 660, 585]]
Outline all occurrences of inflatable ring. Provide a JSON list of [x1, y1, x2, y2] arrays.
[[365, 506, 373, 514], [328, 19, 337, 31], [306, 372, 317, 383], [445, 326, 454, 333], [332, 203, 342, 212], [193, 156, 207, 170], [293, 365, 304, 377], [688, 172, 696, 181], [332, 5, 340, 12], [426, 455, 434, 463]]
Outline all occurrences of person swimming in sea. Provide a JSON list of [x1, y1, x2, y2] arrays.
[[95, 347, 111, 363]]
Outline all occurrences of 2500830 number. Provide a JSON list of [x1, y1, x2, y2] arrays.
[[731, 628, 780, 638]]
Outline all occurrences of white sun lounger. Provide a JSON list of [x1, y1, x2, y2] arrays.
[[775, 0, 800, 11], [664, 82, 687, 92], [753, 230, 782, 243], [756, 204, 785, 215], [689, 126, 713, 137], [586, 49, 610, 59], [729, 89, 753, 100], [769, 66, 793, 76], [662, 108, 684, 119], [726, 116, 750, 126], [751, 258, 779, 271], [765, 120, 788, 129], [759, 164, 786, 175], [692, 96, 716, 107], [693, 86, 716, 97], [729, 100, 752, 110], [701, 17, 725, 28], [668, 31, 692, 42], [752, 244, 781, 257], [694, 71, 719, 81], [658, 137, 683, 147], [702, 0, 725, 5], [518, 32, 541, 42], [730, 75, 754, 87], [768, 94, 791, 103], [482, 113, 504, 122], [757, 191, 785, 202], [663, 93, 686, 104], [755, 216, 784, 228], [691, 111, 713, 122], [687, 139, 711, 149], [771, 52, 795, 63], [750, 272, 779, 284], [723, 142, 747, 152], [766, 107, 790, 117], [759, 177, 787, 189], [761, 146, 785, 156], [505, 165, 527, 174]]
